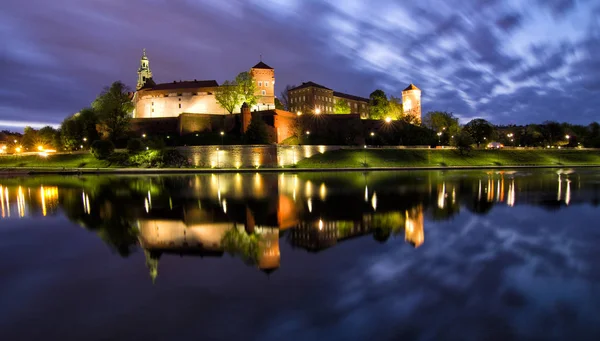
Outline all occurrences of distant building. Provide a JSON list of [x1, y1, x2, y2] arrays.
[[287, 81, 421, 121], [132, 50, 276, 118]]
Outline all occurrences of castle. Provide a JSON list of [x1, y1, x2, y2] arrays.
[[132, 49, 276, 118], [130, 50, 421, 142]]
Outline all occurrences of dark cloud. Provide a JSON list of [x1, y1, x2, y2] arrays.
[[0, 0, 598, 129]]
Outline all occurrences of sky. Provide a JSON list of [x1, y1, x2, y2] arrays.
[[0, 0, 599, 131]]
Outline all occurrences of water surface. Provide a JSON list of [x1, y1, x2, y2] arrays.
[[1, 169, 600, 340]]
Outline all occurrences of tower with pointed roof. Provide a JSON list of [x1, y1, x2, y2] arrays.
[[250, 60, 275, 110], [137, 49, 154, 90], [401, 83, 422, 123]]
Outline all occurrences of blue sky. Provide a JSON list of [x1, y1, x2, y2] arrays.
[[0, 0, 598, 130]]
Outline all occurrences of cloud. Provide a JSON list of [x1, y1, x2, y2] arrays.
[[0, 0, 598, 128]]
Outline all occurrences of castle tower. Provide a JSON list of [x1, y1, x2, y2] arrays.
[[401, 83, 421, 122], [250, 60, 275, 110], [136, 49, 153, 90]]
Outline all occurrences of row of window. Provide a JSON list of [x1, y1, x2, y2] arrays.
[[257, 81, 272, 87]]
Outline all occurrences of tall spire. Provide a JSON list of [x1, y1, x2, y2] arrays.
[[137, 48, 153, 90]]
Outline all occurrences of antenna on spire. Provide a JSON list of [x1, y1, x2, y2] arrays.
[[142, 48, 146, 56], [260, 54, 262, 62]]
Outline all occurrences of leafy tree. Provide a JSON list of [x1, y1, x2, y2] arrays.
[[422, 111, 459, 132], [38, 126, 61, 150], [21, 127, 38, 149], [92, 81, 133, 141], [334, 99, 351, 114], [452, 130, 475, 155], [244, 113, 270, 144], [215, 80, 241, 114], [368, 89, 389, 119], [387, 96, 403, 120], [275, 98, 284, 110], [91, 140, 115, 159], [464, 118, 494, 147], [235, 72, 258, 108]]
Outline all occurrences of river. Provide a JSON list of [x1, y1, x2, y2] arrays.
[[1, 168, 600, 340]]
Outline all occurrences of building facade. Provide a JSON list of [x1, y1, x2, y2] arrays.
[[132, 50, 276, 119], [287, 81, 421, 121]]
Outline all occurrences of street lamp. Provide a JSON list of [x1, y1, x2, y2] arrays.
[[297, 111, 302, 116], [363, 144, 367, 166], [220, 131, 225, 146], [83, 137, 87, 142], [437, 132, 442, 146], [315, 108, 321, 115], [385, 117, 392, 123], [142, 134, 146, 138]]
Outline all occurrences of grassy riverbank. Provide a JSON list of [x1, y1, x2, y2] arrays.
[[1, 149, 599, 172], [295, 149, 600, 168]]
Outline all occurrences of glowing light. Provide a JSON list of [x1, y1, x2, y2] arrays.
[[15, 146, 21, 153], [318, 145, 325, 154], [438, 182, 446, 209], [371, 192, 377, 211], [307, 198, 313, 213], [370, 132, 375, 136], [235, 161, 241, 169], [385, 117, 392, 123], [565, 180, 571, 205], [83, 137, 87, 142], [220, 131, 224, 136], [142, 134, 147, 138], [0, 186, 5, 218], [364, 185, 369, 202], [297, 111, 302, 116], [507, 179, 515, 207], [319, 183, 327, 200], [306, 131, 310, 135], [565, 135, 570, 140], [305, 180, 313, 197], [17, 186, 25, 217], [3, 187, 9, 217], [37, 145, 44, 151], [318, 219, 323, 230], [222, 199, 227, 213], [315, 108, 321, 115]]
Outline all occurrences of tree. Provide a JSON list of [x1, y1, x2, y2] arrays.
[[91, 140, 115, 159], [235, 72, 258, 108], [215, 80, 241, 114], [275, 98, 284, 110], [279, 85, 295, 111], [464, 118, 494, 147], [368, 89, 389, 119], [334, 99, 351, 114], [244, 113, 271, 144], [422, 111, 459, 144], [38, 126, 61, 149], [92, 81, 133, 141], [452, 130, 475, 155], [388, 96, 403, 120]]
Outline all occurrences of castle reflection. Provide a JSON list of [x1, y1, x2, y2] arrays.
[[1, 168, 598, 281]]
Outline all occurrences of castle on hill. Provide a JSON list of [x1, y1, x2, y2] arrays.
[[131, 49, 421, 122], [132, 49, 276, 118]]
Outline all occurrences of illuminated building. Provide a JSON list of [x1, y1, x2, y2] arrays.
[[133, 50, 275, 118]]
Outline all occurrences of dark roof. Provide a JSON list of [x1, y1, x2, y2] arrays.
[[289, 81, 332, 92], [252, 61, 273, 69], [333, 91, 369, 103], [403, 83, 420, 91], [142, 79, 219, 91]]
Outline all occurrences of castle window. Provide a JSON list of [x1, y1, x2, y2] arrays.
[[258, 81, 262, 87], [179, 98, 181, 101], [177, 93, 182, 96], [261, 90, 266, 95], [264, 81, 269, 87], [152, 108, 154, 113], [179, 104, 181, 108], [151, 102, 154, 106]]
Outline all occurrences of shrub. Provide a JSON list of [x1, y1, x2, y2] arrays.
[[146, 137, 166, 150], [91, 140, 115, 160], [453, 131, 475, 156], [127, 138, 144, 153], [128, 149, 190, 168]]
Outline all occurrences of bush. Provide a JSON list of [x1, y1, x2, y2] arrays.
[[146, 137, 166, 150], [128, 149, 190, 168], [127, 138, 144, 153], [91, 140, 115, 159], [453, 131, 475, 155]]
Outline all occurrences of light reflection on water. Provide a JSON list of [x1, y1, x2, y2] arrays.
[[1, 168, 600, 340]]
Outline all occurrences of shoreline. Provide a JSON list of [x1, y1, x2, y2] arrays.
[[2, 164, 600, 175]]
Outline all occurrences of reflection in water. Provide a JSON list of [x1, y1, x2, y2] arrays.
[[1, 168, 598, 282]]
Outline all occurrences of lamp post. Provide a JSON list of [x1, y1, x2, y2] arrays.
[[507, 133, 513, 147], [437, 132, 442, 146], [363, 144, 367, 166], [306, 131, 310, 145], [220, 131, 225, 146]]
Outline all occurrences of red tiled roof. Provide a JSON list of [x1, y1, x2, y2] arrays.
[[289, 81, 332, 91], [333, 91, 369, 103], [403, 83, 420, 91], [252, 61, 273, 69], [141, 79, 219, 91]]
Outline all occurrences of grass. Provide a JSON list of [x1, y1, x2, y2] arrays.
[[295, 149, 600, 168], [0, 153, 110, 168], [1, 149, 599, 171]]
